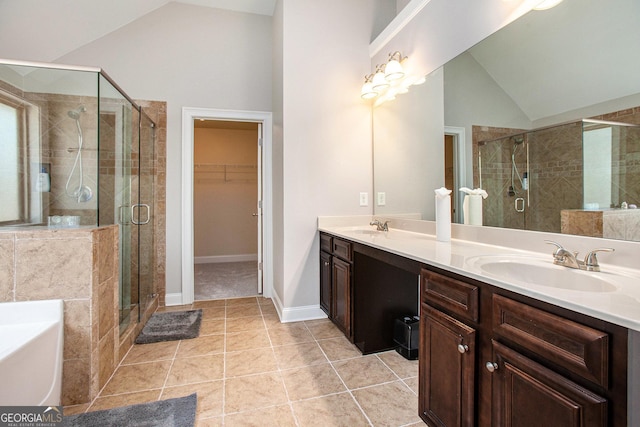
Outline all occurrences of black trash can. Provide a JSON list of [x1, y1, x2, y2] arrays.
[[393, 315, 419, 360]]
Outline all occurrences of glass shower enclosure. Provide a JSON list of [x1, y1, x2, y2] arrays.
[[0, 59, 155, 331], [477, 118, 640, 238]]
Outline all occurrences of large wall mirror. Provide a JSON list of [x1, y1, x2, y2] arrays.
[[373, 0, 640, 242]]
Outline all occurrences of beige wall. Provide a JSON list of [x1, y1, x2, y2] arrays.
[[194, 127, 258, 259]]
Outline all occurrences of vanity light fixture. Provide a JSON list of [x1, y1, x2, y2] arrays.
[[384, 51, 406, 81], [533, 0, 563, 10], [360, 74, 378, 99], [361, 51, 418, 102], [371, 65, 390, 91]]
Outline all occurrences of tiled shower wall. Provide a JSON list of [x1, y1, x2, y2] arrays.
[[473, 106, 640, 238]]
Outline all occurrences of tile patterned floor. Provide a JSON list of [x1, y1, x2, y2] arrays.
[[64, 297, 422, 426]]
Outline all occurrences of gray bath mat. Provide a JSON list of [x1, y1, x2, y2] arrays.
[[63, 393, 197, 426], [135, 309, 202, 344]]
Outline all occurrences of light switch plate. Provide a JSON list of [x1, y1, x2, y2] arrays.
[[359, 192, 368, 206], [377, 192, 386, 206]]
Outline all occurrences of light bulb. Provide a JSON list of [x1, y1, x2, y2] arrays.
[[360, 82, 377, 99], [384, 59, 404, 81], [372, 71, 390, 91]]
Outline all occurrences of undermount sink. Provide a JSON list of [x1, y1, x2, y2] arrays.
[[336, 226, 427, 241], [351, 229, 382, 235], [466, 255, 619, 293]]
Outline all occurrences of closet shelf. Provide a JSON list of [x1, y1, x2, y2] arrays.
[[194, 163, 257, 183]]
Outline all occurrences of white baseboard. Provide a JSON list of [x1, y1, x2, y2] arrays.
[[270, 291, 328, 323], [165, 293, 184, 306], [194, 254, 258, 264]]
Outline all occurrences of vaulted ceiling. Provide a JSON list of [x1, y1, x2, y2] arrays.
[[465, 0, 640, 122], [0, 0, 277, 63]]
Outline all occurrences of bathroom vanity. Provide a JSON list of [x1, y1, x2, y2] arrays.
[[318, 217, 640, 427], [320, 232, 421, 353]]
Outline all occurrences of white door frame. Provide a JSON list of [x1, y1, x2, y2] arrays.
[[181, 107, 273, 304], [444, 126, 467, 224]]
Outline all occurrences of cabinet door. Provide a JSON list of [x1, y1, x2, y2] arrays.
[[332, 257, 351, 338], [489, 340, 607, 427], [320, 251, 332, 316], [420, 303, 476, 427]]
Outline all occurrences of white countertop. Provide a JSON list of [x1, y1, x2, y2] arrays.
[[318, 216, 640, 332]]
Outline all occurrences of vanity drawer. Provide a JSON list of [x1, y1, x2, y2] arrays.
[[492, 294, 609, 387], [320, 233, 333, 253], [332, 238, 352, 262], [421, 269, 479, 323]]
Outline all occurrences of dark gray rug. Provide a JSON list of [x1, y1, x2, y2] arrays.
[[63, 393, 197, 427], [135, 310, 202, 344]]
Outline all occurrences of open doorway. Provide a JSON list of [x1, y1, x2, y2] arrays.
[[444, 126, 467, 224], [181, 108, 272, 306], [193, 120, 260, 300]]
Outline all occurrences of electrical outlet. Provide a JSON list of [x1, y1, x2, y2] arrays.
[[359, 192, 368, 207], [377, 192, 386, 206]]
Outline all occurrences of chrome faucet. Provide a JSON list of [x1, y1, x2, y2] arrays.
[[544, 240, 614, 272], [370, 219, 389, 232]]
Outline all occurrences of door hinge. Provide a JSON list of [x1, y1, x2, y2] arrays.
[[258, 138, 263, 147], [258, 200, 262, 209], [258, 262, 263, 271]]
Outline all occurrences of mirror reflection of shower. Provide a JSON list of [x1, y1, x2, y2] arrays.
[[508, 135, 527, 197], [65, 106, 93, 203]]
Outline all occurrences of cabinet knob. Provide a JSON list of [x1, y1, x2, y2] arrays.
[[485, 361, 499, 373], [457, 344, 469, 354], [324, 261, 330, 267]]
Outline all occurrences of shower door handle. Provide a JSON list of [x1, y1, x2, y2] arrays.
[[515, 198, 525, 213], [131, 204, 151, 225]]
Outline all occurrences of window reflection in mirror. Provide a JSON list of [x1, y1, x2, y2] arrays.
[[0, 100, 21, 223]]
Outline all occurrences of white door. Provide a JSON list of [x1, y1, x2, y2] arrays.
[[256, 123, 263, 294]]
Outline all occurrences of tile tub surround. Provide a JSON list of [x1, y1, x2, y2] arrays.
[[64, 297, 422, 426], [0, 225, 119, 405], [562, 208, 640, 241], [318, 215, 640, 332]]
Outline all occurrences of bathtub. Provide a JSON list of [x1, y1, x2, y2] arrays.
[[0, 299, 64, 406]]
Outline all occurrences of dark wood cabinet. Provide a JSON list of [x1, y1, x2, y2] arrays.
[[319, 232, 420, 350], [490, 340, 607, 427], [319, 233, 353, 340], [320, 250, 332, 316], [420, 303, 476, 427], [332, 257, 351, 336], [420, 267, 626, 427]]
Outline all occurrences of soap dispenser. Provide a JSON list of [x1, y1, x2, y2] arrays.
[[37, 166, 50, 192]]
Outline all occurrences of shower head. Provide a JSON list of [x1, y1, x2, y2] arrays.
[[512, 135, 525, 145], [67, 106, 86, 120]]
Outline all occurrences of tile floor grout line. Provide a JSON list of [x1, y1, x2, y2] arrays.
[[221, 303, 227, 425], [158, 338, 182, 394], [375, 352, 406, 382], [84, 329, 147, 412], [317, 334, 375, 426], [400, 377, 419, 397], [271, 309, 302, 427]]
